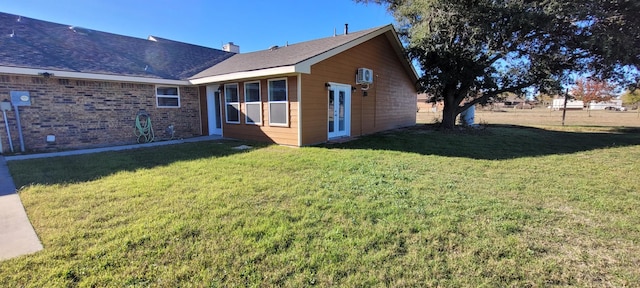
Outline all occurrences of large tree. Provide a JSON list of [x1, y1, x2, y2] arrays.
[[621, 88, 640, 116], [357, 0, 640, 129], [571, 78, 615, 115], [621, 89, 640, 106], [571, 78, 615, 104]]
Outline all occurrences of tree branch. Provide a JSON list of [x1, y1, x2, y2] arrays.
[[486, 53, 503, 65]]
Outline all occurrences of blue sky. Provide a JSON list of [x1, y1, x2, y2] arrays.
[[3, 0, 395, 53]]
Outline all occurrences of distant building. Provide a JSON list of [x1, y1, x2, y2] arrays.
[[417, 93, 443, 112], [589, 99, 623, 110], [493, 93, 527, 109], [552, 99, 584, 110]]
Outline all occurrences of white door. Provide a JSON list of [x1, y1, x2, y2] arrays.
[[206, 86, 222, 135], [328, 83, 351, 139]]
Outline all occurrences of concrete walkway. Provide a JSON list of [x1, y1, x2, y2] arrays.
[[5, 135, 223, 161], [0, 156, 43, 261], [0, 135, 223, 261]]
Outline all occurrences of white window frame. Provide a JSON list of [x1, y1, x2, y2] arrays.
[[244, 81, 262, 125], [224, 83, 240, 124], [156, 85, 180, 108], [268, 78, 288, 126]]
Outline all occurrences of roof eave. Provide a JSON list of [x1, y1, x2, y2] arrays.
[[190, 24, 419, 86], [383, 28, 420, 84], [298, 24, 418, 84], [295, 25, 395, 72], [0, 66, 190, 85], [189, 66, 301, 85]]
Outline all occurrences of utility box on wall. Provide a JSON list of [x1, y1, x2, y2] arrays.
[[10, 91, 32, 106], [8, 90, 31, 152]]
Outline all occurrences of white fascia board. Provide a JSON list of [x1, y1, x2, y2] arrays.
[[296, 25, 419, 83], [0, 66, 190, 85], [384, 29, 420, 82], [189, 26, 399, 85], [190, 66, 299, 85]]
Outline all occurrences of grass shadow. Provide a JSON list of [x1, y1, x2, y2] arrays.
[[9, 124, 640, 187], [7, 139, 266, 187], [321, 124, 640, 160]]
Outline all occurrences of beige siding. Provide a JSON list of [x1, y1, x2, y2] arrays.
[[220, 76, 299, 146], [300, 34, 417, 145]]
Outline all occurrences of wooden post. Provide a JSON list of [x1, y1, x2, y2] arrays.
[[562, 89, 569, 126]]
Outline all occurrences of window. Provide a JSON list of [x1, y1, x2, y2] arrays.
[[268, 79, 288, 126], [156, 86, 180, 108], [244, 81, 261, 124], [224, 83, 240, 123]]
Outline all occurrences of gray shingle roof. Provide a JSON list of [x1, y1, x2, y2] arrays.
[[190, 25, 389, 80], [0, 12, 234, 80]]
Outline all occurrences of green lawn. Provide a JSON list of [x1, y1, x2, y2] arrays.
[[2, 125, 640, 287]]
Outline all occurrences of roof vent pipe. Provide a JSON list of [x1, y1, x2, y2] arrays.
[[344, 23, 348, 35]]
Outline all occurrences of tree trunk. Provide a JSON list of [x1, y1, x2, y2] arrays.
[[440, 95, 459, 130], [441, 103, 458, 129]]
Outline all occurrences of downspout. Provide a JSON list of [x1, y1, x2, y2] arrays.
[[14, 105, 24, 152], [360, 86, 363, 136], [373, 89, 377, 129], [198, 86, 205, 135], [1, 100, 14, 153], [297, 74, 302, 146]]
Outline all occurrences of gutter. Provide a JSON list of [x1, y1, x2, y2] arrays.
[[0, 66, 190, 86]]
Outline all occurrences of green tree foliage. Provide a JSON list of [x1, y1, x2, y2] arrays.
[[536, 93, 555, 107], [357, 0, 640, 129], [621, 89, 640, 116]]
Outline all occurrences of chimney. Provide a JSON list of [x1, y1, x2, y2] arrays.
[[344, 23, 349, 35], [223, 42, 240, 53]]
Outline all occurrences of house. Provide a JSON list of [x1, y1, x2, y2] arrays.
[[492, 93, 526, 109], [416, 93, 439, 112], [0, 12, 418, 153]]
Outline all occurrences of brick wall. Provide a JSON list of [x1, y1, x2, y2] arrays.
[[0, 74, 201, 153]]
